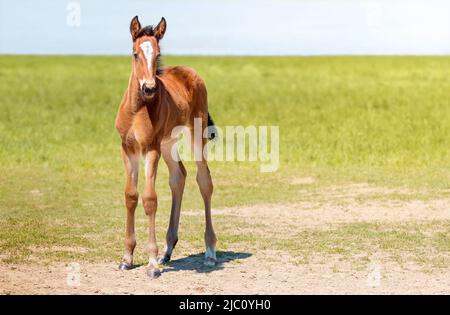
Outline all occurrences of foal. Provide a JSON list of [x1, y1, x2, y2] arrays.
[[115, 16, 217, 278]]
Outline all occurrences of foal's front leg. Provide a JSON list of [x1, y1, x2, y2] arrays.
[[142, 147, 161, 278], [119, 147, 139, 270]]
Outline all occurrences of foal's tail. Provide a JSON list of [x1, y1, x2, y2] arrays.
[[207, 113, 217, 141]]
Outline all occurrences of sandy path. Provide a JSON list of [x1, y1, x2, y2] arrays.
[[1, 255, 449, 295]]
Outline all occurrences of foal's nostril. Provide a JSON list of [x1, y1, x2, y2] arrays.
[[142, 84, 155, 96]]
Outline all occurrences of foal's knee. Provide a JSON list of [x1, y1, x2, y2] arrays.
[[142, 193, 158, 215], [125, 190, 139, 210]]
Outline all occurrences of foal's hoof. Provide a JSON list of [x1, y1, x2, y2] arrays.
[[157, 255, 171, 265], [204, 257, 217, 267], [147, 268, 161, 279], [118, 262, 133, 271]]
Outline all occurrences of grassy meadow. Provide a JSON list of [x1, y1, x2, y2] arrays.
[[0, 55, 449, 267]]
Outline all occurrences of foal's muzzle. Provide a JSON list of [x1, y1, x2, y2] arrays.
[[142, 83, 157, 97]]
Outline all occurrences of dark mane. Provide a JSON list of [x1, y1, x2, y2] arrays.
[[156, 54, 164, 76], [135, 25, 154, 39]]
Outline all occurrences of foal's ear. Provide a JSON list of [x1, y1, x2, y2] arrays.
[[130, 15, 142, 41], [154, 17, 167, 41]]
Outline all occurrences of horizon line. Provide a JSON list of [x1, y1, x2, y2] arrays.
[[1, 53, 450, 58]]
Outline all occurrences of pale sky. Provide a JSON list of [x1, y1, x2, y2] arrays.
[[1, 0, 450, 55]]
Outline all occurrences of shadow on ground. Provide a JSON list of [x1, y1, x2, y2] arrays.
[[162, 251, 252, 274]]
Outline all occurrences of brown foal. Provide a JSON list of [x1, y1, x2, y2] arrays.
[[115, 16, 217, 278]]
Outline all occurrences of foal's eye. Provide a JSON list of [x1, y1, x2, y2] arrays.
[[133, 52, 138, 59]]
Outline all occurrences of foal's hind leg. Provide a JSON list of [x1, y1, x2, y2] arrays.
[[196, 158, 217, 266], [119, 147, 139, 270], [158, 141, 186, 264]]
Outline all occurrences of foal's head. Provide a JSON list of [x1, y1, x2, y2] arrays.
[[130, 16, 167, 100]]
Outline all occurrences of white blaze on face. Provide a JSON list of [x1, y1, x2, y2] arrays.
[[139, 41, 153, 71]]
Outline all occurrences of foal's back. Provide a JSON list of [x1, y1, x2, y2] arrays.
[[159, 65, 209, 127]]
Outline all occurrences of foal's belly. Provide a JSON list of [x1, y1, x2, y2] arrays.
[[128, 123, 186, 152]]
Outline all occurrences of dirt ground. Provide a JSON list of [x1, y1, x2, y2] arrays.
[[1, 184, 449, 295], [1, 255, 449, 295]]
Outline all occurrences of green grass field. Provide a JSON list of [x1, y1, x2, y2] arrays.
[[0, 55, 449, 267]]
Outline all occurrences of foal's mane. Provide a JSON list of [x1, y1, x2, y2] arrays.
[[135, 25, 164, 76], [135, 25, 154, 38]]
